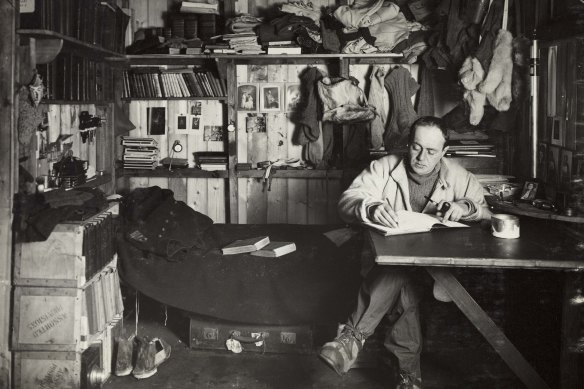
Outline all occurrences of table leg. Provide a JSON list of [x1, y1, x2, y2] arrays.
[[560, 271, 583, 388], [425, 267, 551, 389]]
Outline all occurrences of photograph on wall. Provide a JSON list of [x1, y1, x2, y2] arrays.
[[519, 181, 539, 201], [245, 113, 266, 133], [551, 117, 563, 146], [576, 157, 584, 177], [237, 84, 257, 111], [286, 84, 301, 112], [190, 101, 202, 116], [192, 116, 200, 130], [548, 146, 560, 185], [559, 148, 573, 188], [177, 114, 187, 130], [204, 125, 223, 141], [147, 107, 166, 135], [537, 142, 548, 182], [248, 65, 268, 82], [260, 85, 281, 111]]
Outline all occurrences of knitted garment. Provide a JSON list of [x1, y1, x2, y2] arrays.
[[407, 164, 440, 212], [333, 0, 384, 30], [478, 29, 513, 112], [368, 65, 389, 149], [383, 67, 420, 148], [295, 67, 324, 145]]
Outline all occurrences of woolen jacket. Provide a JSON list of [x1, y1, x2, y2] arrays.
[[338, 155, 489, 224]]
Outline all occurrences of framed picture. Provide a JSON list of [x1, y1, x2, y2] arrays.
[[559, 148, 573, 187], [550, 117, 563, 146], [147, 107, 166, 135], [248, 65, 268, 82], [548, 146, 560, 185], [204, 125, 223, 141], [237, 84, 257, 111], [286, 84, 301, 111], [260, 84, 281, 112], [191, 116, 200, 130], [245, 113, 266, 133], [537, 142, 548, 182], [519, 181, 539, 201], [190, 101, 202, 116], [177, 114, 187, 130]]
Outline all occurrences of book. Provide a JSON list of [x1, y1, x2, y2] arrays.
[[199, 163, 227, 171], [363, 210, 468, 236], [221, 236, 270, 255], [250, 242, 296, 257], [267, 45, 302, 55]]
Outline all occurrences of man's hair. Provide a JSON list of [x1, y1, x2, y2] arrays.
[[408, 116, 449, 147]]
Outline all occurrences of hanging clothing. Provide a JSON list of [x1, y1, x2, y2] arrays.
[[317, 76, 376, 124], [383, 67, 420, 148]]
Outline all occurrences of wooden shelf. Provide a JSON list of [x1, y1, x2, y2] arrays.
[[117, 167, 228, 178], [77, 173, 112, 188], [487, 196, 584, 223], [236, 169, 344, 178], [41, 100, 114, 105], [18, 29, 124, 64], [113, 52, 404, 66], [121, 96, 226, 102]]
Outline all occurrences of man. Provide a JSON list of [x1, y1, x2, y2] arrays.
[[318, 116, 490, 389]]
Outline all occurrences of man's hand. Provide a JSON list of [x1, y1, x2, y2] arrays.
[[437, 201, 468, 222], [368, 203, 399, 228]]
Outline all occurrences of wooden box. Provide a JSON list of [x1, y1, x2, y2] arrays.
[[14, 205, 116, 288], [13, 286, 84, 351]]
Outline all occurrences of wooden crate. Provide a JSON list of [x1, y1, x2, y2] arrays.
[[14, 205, 117, 288], [13, 286, 84, 351]]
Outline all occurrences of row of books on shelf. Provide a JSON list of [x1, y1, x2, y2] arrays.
[[122, 68, 226, 99], [20, 0, 129, 54], [82, 266, 124, 336], [370, 140, 497, 160], [38, 53, 112, 101]]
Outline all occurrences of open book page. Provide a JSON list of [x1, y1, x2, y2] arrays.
[[363, 210, 468, 236]]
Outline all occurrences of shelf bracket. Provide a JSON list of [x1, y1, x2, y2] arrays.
[[31, 37, 63, 65]]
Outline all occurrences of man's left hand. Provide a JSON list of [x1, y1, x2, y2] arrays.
[[437, 201, 468, 222]]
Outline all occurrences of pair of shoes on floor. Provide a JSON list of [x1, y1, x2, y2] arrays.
[[318, 327, 365, 375], [397, 369, 422, 389], [114, 335, 171, 379]]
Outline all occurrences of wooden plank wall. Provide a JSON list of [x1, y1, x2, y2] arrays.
[[0, 1, 16, 386], [117, 100, 227, 223], [120, 0, 420, 225]]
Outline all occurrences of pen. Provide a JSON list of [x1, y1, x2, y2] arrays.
[[424, 196, 450, 213], [386, 197, 399, 227]]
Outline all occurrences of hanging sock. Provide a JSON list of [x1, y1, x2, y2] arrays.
[[383, 67, 420, 149], [464, 89, 486, 126], [368, 65, 389, 149]]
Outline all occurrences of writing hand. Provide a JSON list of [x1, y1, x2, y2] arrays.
[[368, 202, 399, 228], [437, 201, 465, 222]]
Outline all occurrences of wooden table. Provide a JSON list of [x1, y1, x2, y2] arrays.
[[369, 220, 584, 389]]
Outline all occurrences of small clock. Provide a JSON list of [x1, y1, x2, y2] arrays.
[[172, 140, 183, 153]]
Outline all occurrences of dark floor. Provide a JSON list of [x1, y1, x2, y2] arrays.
[[103, 316, 522, 389]]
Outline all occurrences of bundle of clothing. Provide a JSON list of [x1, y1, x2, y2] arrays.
[[225, 0, 428, 57], [118, 186, 219, 262]]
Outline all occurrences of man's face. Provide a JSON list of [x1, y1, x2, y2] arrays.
[[408, 125, 448, 175]]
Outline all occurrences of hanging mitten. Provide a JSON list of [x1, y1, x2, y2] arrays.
[[459, 56, 485, 91], [477, 29, 513, 111], [464, 89, 486, 126]]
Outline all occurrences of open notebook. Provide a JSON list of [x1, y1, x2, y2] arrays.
[[363, 210, 468, 236]]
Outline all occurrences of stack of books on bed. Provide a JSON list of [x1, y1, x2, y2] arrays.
[[121, 137, 159, 170], [221, 236, 296, 257]]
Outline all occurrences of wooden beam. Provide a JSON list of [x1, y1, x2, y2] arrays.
[[0, 1, 17, 387], [426, 267, 552, 389]]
